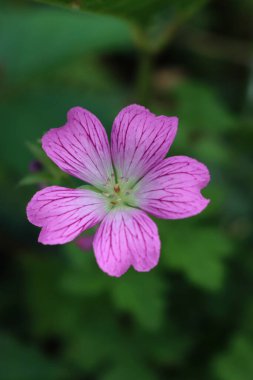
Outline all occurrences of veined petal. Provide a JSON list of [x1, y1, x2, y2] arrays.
[[134, 156, 210, 219], [42, 107, 114, 189], [26, 186, 108, 245], [93, 207, 160, 277], [111, 104, 178, 184]]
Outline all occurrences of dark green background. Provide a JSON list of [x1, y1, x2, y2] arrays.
[[0, 0, 253, 379]]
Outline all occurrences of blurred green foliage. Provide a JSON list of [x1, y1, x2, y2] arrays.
[[35, 0, 207, 27], [0, 332, 66, 380], [0, 0, 253, 379]]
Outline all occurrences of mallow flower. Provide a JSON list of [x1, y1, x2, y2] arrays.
[[27, 105, 210, 277]]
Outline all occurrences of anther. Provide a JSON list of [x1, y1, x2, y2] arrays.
[[114, 184, 120, 193]]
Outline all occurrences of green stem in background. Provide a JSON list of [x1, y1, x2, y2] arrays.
[[135, 49, 154, 106]]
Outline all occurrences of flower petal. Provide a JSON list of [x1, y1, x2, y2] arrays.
[[26, 186, 108, 245], [111, 104, 178, 184], [42, 107, 114, 189], [93, 207, 160, 277], [134, 156, 210, 219]]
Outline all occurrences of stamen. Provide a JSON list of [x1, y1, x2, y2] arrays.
[[114, 184, 120, 193], [111, 201, 118, 205], [120, 176, 128, 183]]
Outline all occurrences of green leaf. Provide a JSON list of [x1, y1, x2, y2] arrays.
[[64, 312, 160, 373], [21, 253, 83, 338], [61, 244, 112, 296], [101, 362, 157, 380], [0, 8, 131, 80], [173, 81, 235, 133], [19, 173, 51, 186], [147, 325, 193, 366], [213, 334, 253, 380], [160, 222, 233, 291], [0, 332, 65, 380], [0, 83, 127, 175], [64, 313, 122, 371], [34, 0, 207, 29], [112, 270, 166, 330]]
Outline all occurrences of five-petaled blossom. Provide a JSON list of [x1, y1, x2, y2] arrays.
[[26, 105, 210, 277]]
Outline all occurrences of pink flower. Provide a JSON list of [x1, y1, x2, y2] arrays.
[[26, 105, 210, 277]]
